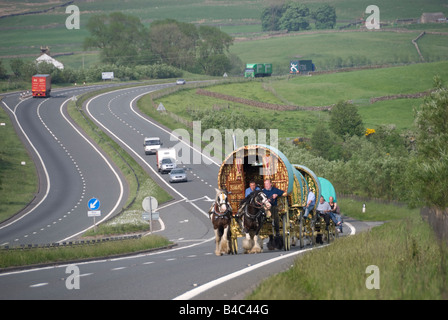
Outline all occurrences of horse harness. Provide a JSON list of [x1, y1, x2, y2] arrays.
[[213, 202, 231, 220], [244, 195, 267, 220]]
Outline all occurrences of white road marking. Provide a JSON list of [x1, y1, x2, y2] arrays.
[[84, 88, 213, 219], [58, 97, 125, 242], [0, 100, 51, 230], [173, 246, 327, 300], [111, 267, 127, 271], [30, 283, 49, 288]]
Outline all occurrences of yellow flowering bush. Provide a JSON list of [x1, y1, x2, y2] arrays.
[[365, 128, 376, 137]]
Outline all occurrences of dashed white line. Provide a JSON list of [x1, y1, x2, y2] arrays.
[[111, 267, 127, 271], [30, 283, 49, 288]]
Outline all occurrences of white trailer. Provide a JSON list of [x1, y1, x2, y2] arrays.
[[156, 148, 177, 173]]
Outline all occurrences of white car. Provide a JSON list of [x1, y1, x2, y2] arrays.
[[176, 79, 186, 85], [144, 137, 162, 155]]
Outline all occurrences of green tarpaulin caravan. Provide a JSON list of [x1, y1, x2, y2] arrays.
[[318, 177, 337, 202]]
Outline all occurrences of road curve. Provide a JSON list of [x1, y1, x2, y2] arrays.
[[0, 85, 129, 246], [0, 82, 358, 300]]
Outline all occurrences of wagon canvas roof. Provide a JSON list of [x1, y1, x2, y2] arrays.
[[318, 177, 337, 202], [293, 164, 322, 205]]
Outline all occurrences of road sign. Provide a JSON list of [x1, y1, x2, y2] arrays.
[[142, 196, 158, 212], [88, 197, 100, 210], [88, 210, 101, 217], [142, 212, 159, 221]]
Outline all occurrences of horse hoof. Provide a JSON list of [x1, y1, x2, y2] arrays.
[[242, 238, 254, 251], [250, 247, 262, 254]]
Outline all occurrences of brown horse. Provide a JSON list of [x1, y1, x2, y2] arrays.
[[237, 190, 271, 254], [209, 188, 232, 256]]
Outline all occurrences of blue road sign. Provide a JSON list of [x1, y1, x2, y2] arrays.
[[88, 197, 100, 211]]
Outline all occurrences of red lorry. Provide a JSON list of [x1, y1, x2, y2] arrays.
[[32, 74, 51, 97]]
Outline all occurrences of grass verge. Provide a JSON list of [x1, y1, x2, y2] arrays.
[[338, 196, 418, 221], [247, 207, 448, 299], [0, 99, 38, 222], [0, 235, 171, 269]]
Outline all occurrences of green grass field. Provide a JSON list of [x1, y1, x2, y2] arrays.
[[232, 30, 448, 73], [1, 0, 448, 71], [151, 61, 448, 138]]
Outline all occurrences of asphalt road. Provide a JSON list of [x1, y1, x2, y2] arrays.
[[0, 84, 130, 246], [0, 82, 364, 300]]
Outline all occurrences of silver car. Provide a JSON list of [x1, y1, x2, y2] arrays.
[[159, 158, 176, 173], [169, 168, 187, 183]]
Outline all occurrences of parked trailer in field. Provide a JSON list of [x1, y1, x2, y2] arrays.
[[244, 63, 273, 78], [32, 74, 51, 98]]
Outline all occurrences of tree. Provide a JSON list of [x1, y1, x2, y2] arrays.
[[84, 12, 150, 66], [261, 3, 286, 31], [408, 77, 448, 208], [330, 101, 364, 138], [149, 20, 198, 71], [10, 58, 24, 78], [197, 25, 233, 75], [312, 4, 337, 29], [310, 125, 342, 161], [148, 20, 233, 75], [0, 60, 7, 80], [278, 2, 310, 31]]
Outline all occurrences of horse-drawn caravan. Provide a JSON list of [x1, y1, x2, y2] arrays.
[[210, 144, 339, 255]]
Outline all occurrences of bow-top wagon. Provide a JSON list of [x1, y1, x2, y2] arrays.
[[214, 144, 339, 254]]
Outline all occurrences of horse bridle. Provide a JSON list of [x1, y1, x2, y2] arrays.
[[214, 192, 231, 218], [252, 192, 270, 209], [245, 192, 269, 219]]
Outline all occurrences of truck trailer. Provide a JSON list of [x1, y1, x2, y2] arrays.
[[244, 63, 272, 78], [32, 74, 51, 97]]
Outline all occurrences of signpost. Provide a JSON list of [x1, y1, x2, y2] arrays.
[[88, 197, 101, 232], [101, 72, 114, 80], [142, 196, 159, 233]]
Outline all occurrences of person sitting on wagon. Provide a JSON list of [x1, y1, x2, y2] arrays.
[[316, 196, 332, 229], [303, 187, 316, 220], [245, 180, 260, 198], [262, 179, 286, 237], [329, 196, 343, 233]]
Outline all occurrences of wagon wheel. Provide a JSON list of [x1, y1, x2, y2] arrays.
[[230, 219, 239, 254], [299, 215, 304, 248], [282, 214, 291, 251], [289, 209, 298, 247], [326, 220, 339, 244], [230, 236, 238, 254], [308, 214, 316, 247]]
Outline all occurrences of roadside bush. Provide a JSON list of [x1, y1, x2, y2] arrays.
[[407, 78, 448, 209], [4, 59, 183, 85]]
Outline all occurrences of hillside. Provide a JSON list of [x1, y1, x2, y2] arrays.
[[1, 0, 448, 70]]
